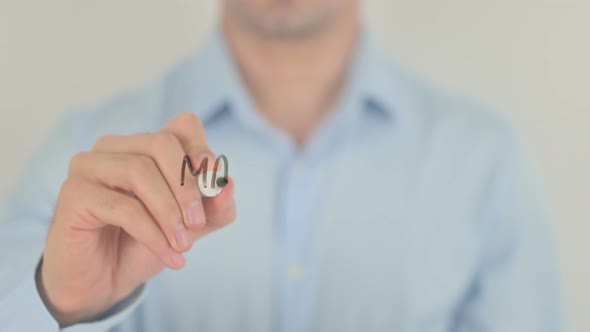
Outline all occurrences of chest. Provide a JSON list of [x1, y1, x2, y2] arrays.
[[146, 126, 483, 332]]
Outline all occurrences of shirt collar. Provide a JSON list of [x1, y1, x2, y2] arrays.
[[164, 27, 402, 126], [345, 31, 399, 121]]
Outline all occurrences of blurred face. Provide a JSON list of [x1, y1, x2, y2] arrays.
[[223, 0, 357, 39]]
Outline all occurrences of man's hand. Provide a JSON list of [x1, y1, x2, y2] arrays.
[[38, 113, 236, 326]]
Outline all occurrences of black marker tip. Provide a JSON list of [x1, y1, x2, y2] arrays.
[[216, 177, 229, 188]]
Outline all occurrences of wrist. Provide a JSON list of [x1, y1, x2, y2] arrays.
[[35, 257, 94, 327]]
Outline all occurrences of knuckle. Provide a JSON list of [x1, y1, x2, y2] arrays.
[[127, 156, 157, 190], [128, 155, 156, 177], [192, 146, 214, 159], [151, 131, 178, 152], [68, 152, 89, 175], [93, 134, 117, 151], [174, 113, 206, 138], [132, 202, 149, 221], [55, 178, 85, 222], [176, 112, 203, 129], [61, 176, 84, 196], [122, 198, 144, 220]]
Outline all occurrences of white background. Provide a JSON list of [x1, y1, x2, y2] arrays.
[[1, 1, 588, 330]]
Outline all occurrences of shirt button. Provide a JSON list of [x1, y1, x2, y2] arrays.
[[287, 264, 306, 282]]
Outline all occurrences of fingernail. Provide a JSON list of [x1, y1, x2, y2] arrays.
[[168, 250, 185, 268], [175, 228, 191, 249], [187, 201, 205, 227]]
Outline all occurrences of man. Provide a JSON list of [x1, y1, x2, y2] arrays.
[[0, 0, 566, 331]]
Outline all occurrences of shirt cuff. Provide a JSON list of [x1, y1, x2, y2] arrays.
[[0, 258, 147, 332], [62, 283, 147, 332]]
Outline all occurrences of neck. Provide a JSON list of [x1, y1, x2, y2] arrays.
[[222, 6, 360, 146]]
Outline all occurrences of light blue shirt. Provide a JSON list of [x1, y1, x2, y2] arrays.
[[0, 29, 566, 332]]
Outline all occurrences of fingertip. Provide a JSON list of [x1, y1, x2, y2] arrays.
[[227, 176, 235, 187], [167, 250, 186, 270], [173, 227, 194, 253], [220, 176, 235, 198], [204, 179, 234, 211]]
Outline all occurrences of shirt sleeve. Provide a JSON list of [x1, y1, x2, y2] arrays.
[[0, 111, 146, 331], [453, 127, 569, 331], [0, 262, 59, 330]]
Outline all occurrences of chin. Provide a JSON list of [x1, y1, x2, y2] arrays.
[[224, 0, 356, 39]]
